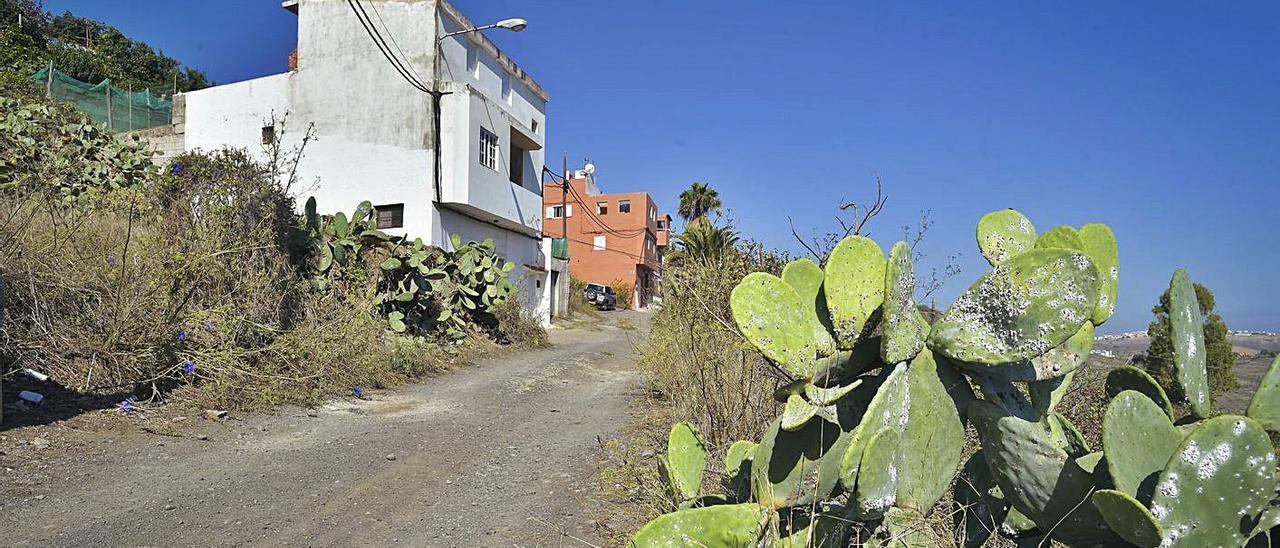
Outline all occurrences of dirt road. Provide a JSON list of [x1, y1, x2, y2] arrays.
[[0, 311, 649, 547]]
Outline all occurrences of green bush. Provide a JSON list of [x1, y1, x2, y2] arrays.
[[1140, 280, 1238, 398]]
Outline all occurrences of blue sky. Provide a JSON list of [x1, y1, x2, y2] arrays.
[[43, 1, 1280, 333]]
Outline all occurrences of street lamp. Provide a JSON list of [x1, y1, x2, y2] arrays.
[[439, 18, 527, 40]]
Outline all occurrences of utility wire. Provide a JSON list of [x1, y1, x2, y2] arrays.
[[346, 0, 429, 93]]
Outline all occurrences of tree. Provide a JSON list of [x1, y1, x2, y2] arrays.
[[1139, 281, 1238, 401], [677, 181, 722, 223], [674, 217, 739, 260]]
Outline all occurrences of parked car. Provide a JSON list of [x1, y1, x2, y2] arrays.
[[584, 283, 617, 311]]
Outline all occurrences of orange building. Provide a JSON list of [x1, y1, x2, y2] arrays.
[[543, 176, 670, 308]]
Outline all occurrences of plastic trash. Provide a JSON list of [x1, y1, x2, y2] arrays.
[[22, 368, 49, 381], [18, 391, 44, 404]]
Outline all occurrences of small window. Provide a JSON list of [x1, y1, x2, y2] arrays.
[[479, 127, 498, 170], [374, 203, 404, 229], [593, 235, 606, 251], [509, 143, 525, 185], [596, 201, 608, 215], [619, 199, 632, 214], [656, 219, 666, 230], [547, 204, 572, 219], [261, 125, 275, 145], [501, 74, 512, 104], [531, 119, 539, 134]]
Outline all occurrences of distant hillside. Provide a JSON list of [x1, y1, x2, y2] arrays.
[[0, 0, 210, 95]]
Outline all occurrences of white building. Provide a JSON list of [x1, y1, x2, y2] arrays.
[[171, 0, 562, 324]]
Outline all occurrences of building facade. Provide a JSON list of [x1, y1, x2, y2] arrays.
[[543, 174, 668, 309], [168, 0, 563, 324]]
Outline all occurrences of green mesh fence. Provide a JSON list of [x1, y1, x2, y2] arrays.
[[30, 64, 173, 132]]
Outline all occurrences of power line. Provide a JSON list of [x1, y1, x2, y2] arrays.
[[346, 0, 429, 93], [564, 182, 649, 238]]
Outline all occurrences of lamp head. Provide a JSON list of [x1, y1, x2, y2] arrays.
[[496, 18, 527, 32]]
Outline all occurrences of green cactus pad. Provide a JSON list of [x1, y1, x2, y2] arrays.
[[824, 236, 886, 348], [804, 378, 864, 406], [1029, 369, 1075, 419], [1105, 366, 1175, 419], [663, 422, 708, 502], [838, 365, 910, 491], [1034, 225, 1086, 251], [1079, 223, 1119, 325], [881, 241, 929, 364], [782, 394, 834, 431], [630, 502, 768, 547], [752, 414, 843, 509], [731, 272, 832, 377], [1168, 269, 1210, 418], [777, 505, 851, 548], [726, 441, 756, 502], [976, 209, 1037, 266], [1092, 489, 1162, 548], [1103, 390, 1184, 502], [855, 427, 902, 519], [954, 451, 1009, 548], [783, 258, 837, 353], [1002, 507, 1040, 538], [1248, 355, 1280, 432], [1048, 412, 1091, 457], [895, 350, 967, 514], [812, 340, 883, 386], [971, 370, 1039, 422], [971, 321, 1095, 382], [927, 248, 1100, 365], [1075, 451, 1113, 488], [1148, 415, 1277, 547], [968, 401, 1115, 546]]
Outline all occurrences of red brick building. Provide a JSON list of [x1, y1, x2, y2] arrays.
[[543, 177, 670, 308]]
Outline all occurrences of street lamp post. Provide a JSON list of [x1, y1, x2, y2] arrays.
[[439, 18, 527, 40]]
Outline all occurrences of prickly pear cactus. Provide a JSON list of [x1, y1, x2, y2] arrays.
[[1028, 369, 1075, 419], [927, 248, 1100, 365], [976, 208, 1037, 266], [660, 422, 708, 502], [856, 427, 902, 519], [1092, 489, 1163, 547], [752, 414, 842, 509], [838, 365, 910, 491], [881, 241, 929, 364], [823, 236, 885, 348], [725, 440, 756, 502], [630, 503, 767, 546], [1106, 366, 1175, 419], [730, 272, 832, 378], [1079, 223, 1119, 324], [1035, 225, 1086, 251], [776, 505, 851, 547], [894, 350, 967, 514], [954, 451, 1008, 548], [1102, 390, 1184, 502], [1248, 354, 1280, 433], [1168, 269, 1210, 418], [782, 258, 837, 353], [1147, 415, 1276, 547]]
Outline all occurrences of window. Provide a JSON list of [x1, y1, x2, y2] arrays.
[[479, 127, 498, 170], [593, 235, 606, 251], [509, 143, 525, 185], [649, 207, 656, 221], [547, 204, 572, 219], [618, 199, 632, 214], [531, 119, 539, 134], [596, 201, 608, 215], [374, 203, 404, 229], [656, 219, 667, 230], [261, 125, 275, 145]]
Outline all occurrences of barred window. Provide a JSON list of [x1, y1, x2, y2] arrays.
[[479, 127, 498, 170]]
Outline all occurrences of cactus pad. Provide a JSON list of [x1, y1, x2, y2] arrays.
[[1147, 415, 1277, 547], [662, 422, 708, 502], [824, 236, 886, 348], [631, 502, 767, 546], [856, 427, 902, 519], [1048, 412, 1091, 457], [895, 350, 967, 514], [1035, 225, 1086, 251], [725, 440, 756, 502], [752, 414, 842, 509], [976, 208, 1037, 265], [1248, 354, 1280, 432], [881, 241, 929, 364], [777, 504, 851, 547], [838, 365, 910, 491], [968, 401, 1115, 545], [783, 258, 837, 353], [927, 248, 1100, 365], [1168, 269, 1210, 418], [1092, 489, 1162, 547], [804, 378, 864, 406], [782, 394, 834, 431], [954, 451, 1008, 548], [1079, 223, 1119, 325], [1103, 390, 1183, 502], [1106, 366, 1175, 419], [1028, 369, 1075, 419], [731, 272, 832, 377]]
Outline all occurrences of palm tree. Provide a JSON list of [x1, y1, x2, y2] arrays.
[[675, 217, 739, 259], [677, 182, 722, 222]]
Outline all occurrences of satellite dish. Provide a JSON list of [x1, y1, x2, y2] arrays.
[[583, 162, 595, 175]]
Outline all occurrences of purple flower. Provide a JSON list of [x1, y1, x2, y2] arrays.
[[118, 399, 134, 414], [177, 330, 187, 343], [182, 360, 195, 373], [205, 320, 216, 331], [107, 255, 117, 266], [171, 163, 183, 174], [353, 385, 364, 398]]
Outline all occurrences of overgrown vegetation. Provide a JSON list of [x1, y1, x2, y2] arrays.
[[0, 0, 211, 96], [0, 92, 542, 411], [1138, 280, 1238, 398]]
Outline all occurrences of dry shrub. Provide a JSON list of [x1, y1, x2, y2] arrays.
[[491, 294, 549, 348], [609, 278, 632, 310]]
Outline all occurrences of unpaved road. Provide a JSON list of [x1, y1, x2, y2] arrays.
[[0, 311, 649, 547]]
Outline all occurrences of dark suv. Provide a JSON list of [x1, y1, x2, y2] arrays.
[[584, 283, 617, 310]]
